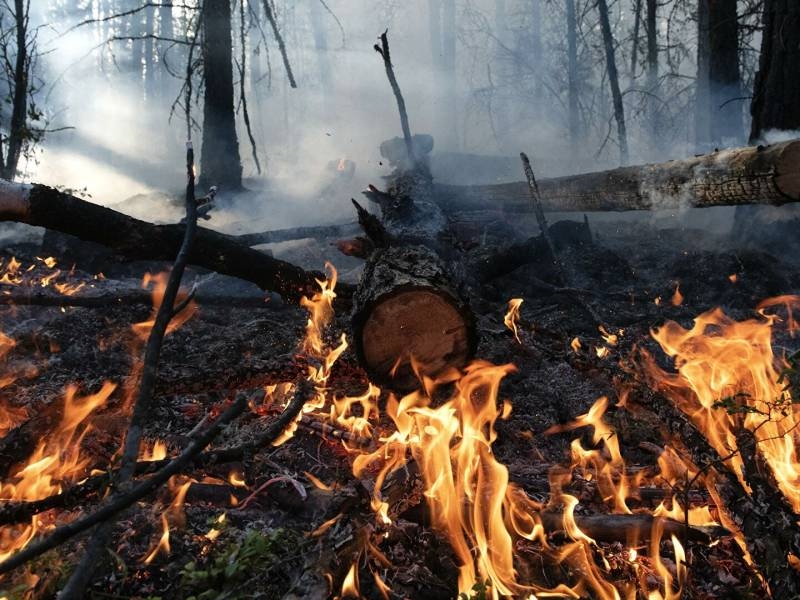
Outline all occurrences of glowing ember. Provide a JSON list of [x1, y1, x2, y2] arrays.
[[504, 298, 524, 343]]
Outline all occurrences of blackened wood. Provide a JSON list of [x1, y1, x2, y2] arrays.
[[0, 182, 327, 302], [351, 245, 476, 390]]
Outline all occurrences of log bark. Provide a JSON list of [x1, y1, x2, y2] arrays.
[[351, 245, 476, 390], [0, 180, 332, 303], [234, 222, 359, 246], [434, 140, 800, 213]]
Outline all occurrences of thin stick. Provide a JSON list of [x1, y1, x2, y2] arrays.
[[262, 0, 296, 88], [58, 143, 200, 598], [374, 30, 415, 167], [238, 0, 261, 174], [520, 152, 567, 286]]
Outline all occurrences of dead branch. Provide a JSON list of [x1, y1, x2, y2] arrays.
[[262, 0, 296, 88], [374, 30, 416, 167], [626, 387, 800, 596], [520, 152, 566, 286], [59, 142, 202, 598], [0, 290, 271, 309]]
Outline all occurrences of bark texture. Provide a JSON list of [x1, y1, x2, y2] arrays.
[[200, 0, 242, 191], [434, 140, 800, 213]]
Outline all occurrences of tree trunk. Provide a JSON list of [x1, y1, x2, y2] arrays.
[[144, 3, 156, 99], [597, 0, 628, 164], [309, 0, 331, 117], [629, 0, 642, 82], [1, 0, 28, 181], [434, 140, 800, 212], [566, 0, 580, 154], [749, 0, 800, 142], [199, 0, 243, 192], [441, 0, 458, 150], [695, 0, 711, 150], [645, 0, 659, 142], [696, 0, 742, 149]]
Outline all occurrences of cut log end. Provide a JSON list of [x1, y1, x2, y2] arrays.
[[352, 245, 476, 390], [360, 287, 473, 389]]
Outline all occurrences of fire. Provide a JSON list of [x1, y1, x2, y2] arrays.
[[140, 440, 167, 461], [504, 298, 524, 343], [0, 382, 116, 561], [143, 514, 171, 564], [132, 272, 198, 338], [636, 297, 800, 512]]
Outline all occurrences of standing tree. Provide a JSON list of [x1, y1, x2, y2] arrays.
[[597, 0, 628, 165], [0, 0, 41, 181], [749, 0, 800, 142], [566, 0, 580, 154], [645, 0, 659, 141], [199, 0, 243, 192], [695, 0, 741, 150]]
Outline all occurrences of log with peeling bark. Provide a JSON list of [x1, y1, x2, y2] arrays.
[[434, 139, 800, 213], [0, 181, 339, 303]]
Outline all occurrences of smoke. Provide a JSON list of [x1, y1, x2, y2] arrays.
[[17, 0, 774, 238]]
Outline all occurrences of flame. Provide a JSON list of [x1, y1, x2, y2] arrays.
[[205, 512, 227, 541], [140, 440, 167, 461], [132, 272, 198, 339], [340, 562, 359, 598], [671, 283, 683, 306], [571, 337, 582, 353], [228, 470, 247, 488], [504, 298, 524, 343], [636, 298, 800, 512], [0, 382, 116, 561], [143, 514, 171, 564], [337, 158, 348, 172]]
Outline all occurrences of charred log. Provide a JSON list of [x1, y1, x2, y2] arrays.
[[435, 140, 800, 213], [0, 181, 337, 303]]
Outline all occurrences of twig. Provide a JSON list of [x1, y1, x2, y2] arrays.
[[237, 0, 261, 174], [262, 0, 296, 88], [374, 30, 415, 167], [58, 143, 200, 599], [0, 391, 249, 577], [520, 152, 566, 286]]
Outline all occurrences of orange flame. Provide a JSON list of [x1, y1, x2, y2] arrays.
[[504, 298, 524, 343], [637, 298, 800, 512], [132, 272, 198, 339]]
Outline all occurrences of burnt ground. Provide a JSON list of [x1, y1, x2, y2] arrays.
[[0, 207, 799, 600]]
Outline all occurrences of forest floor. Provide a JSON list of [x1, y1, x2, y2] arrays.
[[0, 207, 799, 600]]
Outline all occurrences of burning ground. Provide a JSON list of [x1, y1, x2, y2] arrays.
[[0, 212, 799, 599]]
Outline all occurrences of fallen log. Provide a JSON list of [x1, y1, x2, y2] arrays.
[[352, 245, 476, 389], [435, 139, 800, 213], [233, 222, 359, 246], [0, 181, 333, 303]]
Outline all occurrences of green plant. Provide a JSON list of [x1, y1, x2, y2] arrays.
[[180, 528, 297, 600], [458, 579, 490, 600]]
